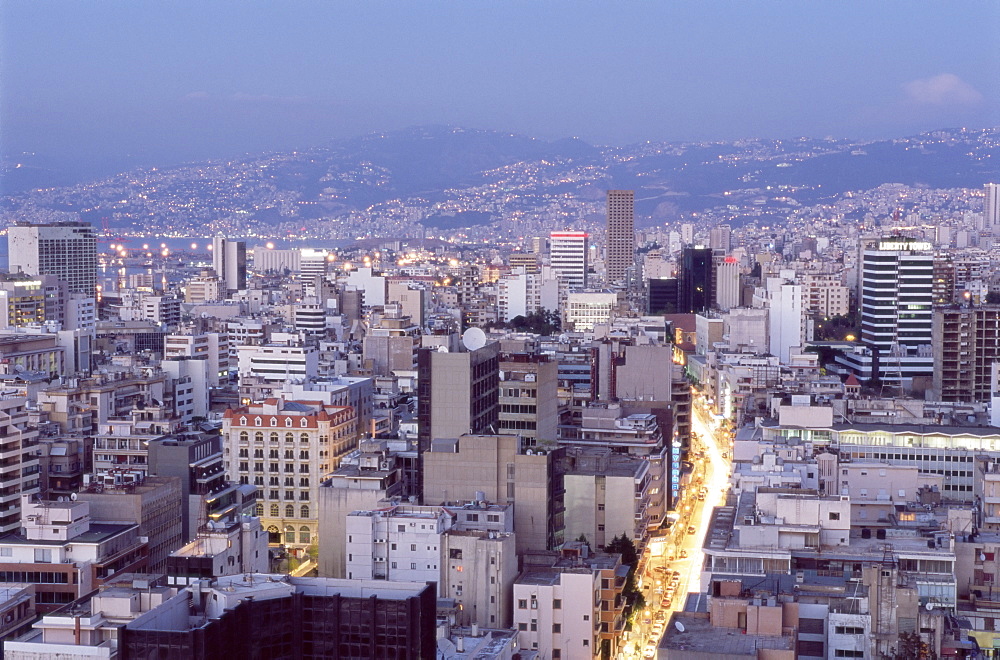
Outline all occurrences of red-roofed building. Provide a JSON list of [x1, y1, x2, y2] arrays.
[[222, 398, 358, 553]]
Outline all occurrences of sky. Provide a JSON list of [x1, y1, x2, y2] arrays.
[[2, 1, 998, 182]]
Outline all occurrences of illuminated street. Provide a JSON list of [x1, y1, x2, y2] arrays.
[[623, 389, 732, 659]]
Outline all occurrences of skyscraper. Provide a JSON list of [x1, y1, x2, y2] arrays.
[[986, 183, 1000, 230], [212, 236, 247, 293], [838, 237, 935, 383], [678, 247, 713, 313], [605, 190, 635, 284], [8, 221, 97, 297], [549, 230, 588, 289]]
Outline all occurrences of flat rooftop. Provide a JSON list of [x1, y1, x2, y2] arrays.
[[661, 613, 794, 657]]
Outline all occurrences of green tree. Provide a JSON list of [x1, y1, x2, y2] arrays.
[[879, 631, 937, 660]]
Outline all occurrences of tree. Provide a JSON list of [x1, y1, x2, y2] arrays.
[[879, 631, 937, 660]]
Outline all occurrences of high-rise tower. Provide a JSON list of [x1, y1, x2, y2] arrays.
[[8, 221, 97, 297], [986, 183, 1000, 230], [606, 190, 635, 284], [212, 237, 247, 294]]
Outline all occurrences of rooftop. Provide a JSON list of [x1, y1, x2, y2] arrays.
[[660, 613, 794, 656]]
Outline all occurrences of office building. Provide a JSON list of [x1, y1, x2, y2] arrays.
[[845, 238, 935, 383], [211, 236, 247, 294], [8, 221, 97, 297], [549, 230, 588, 289], [605, 190, 635, 284], [647, 277, 678, 315], [416, 342, 500, 454], [498, 353, 559, 449], [709, 223, 732, 252], [987, 182, 1000, 230], [564, 290, 617, 331], [678, 246, 713, 313]]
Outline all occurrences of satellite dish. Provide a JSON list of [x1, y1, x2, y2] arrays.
[[925, 601, 934, 611], [675, 621, 686, 632], [462, 327, 487, 351], [437, 345, 449, 353], [70, 493, 78, 501]]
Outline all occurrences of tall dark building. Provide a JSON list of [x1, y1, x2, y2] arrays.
[[647, 277, 679, 315], [678, 247, 713, 313]]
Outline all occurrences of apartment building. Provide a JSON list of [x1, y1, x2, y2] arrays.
[[512, 545, 626, 660]]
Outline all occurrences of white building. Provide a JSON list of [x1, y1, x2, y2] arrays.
[[8, 222, 97, 297], [565, 290, 617, 332], [549, 231, 588, 289], [211, 237, 247, 293]]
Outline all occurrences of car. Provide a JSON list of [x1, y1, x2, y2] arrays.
[[680, 549, 689, 558], [672, 570, 681, 578], [644, 646, 656, 658], [687, 525, 696, 534]]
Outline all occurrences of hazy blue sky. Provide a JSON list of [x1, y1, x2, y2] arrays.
[[2, 1, 998, 177]]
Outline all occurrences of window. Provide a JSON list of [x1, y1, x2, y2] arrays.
[[270, 504, 279, 517], [255, 503, 264, 516], [300, 418, 308, 428], [450, 549, 463, 559], [582, 640, 589, 647], [530, 621, 537, 631], [398, 525, 406, 533], [518, 599, 527, 609], [301, 433, 310, 443], [286, 505, 295, 517], [410, 563, 416, 570], [553, 599, 562, 609], [835, 626, 864, 635], [299, 526, 310, 544], [301, 505, 309, 518], [285, 417, 292, 427], [583, 614, 589, 621], [552, 651, 561, 659], [285, 433, 294, 443], [835, 651, 864, 658], [518, 623, 527, 631], [410, 544, 417, 551], [553, 623, 561, 633], [829, 512, 840, 521]]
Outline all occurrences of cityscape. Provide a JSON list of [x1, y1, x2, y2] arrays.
[[1, 2, 999, 660]]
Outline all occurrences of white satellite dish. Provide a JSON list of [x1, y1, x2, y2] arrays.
[[462, 327, 487, 351], [437, 345, 449, 353], [925, 601, 934, 611], [675, 620, 686, 632], [70, 493, 78, 501]]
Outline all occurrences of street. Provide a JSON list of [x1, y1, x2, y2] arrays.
[[622, 390, 731, 659]]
